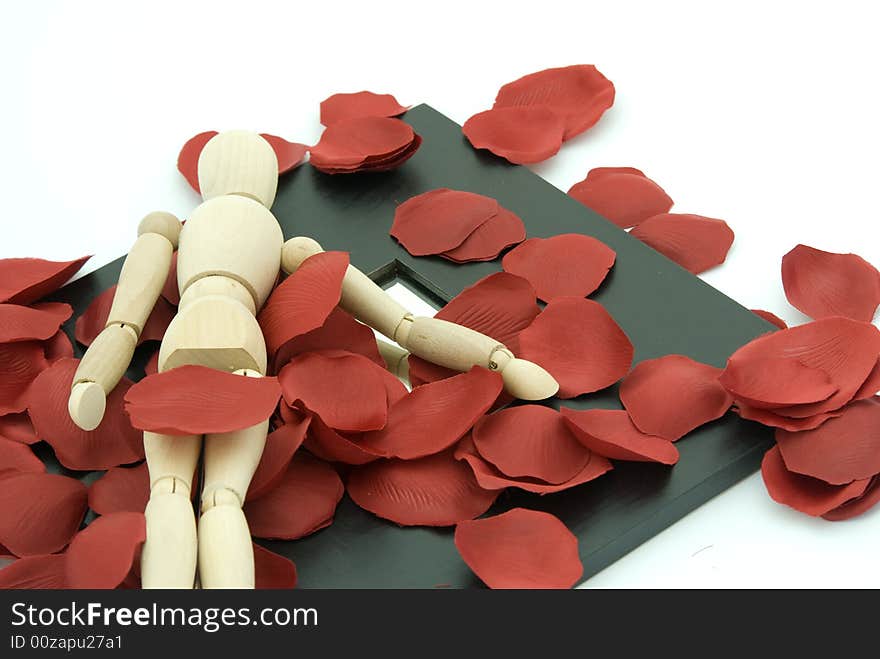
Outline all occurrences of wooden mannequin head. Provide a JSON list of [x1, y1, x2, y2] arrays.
[[198, 131, 279, 208]]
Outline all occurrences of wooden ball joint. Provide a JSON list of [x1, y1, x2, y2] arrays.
[[68, 131, 559, 589]]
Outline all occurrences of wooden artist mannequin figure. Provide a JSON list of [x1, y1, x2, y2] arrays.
[[66, 131, 558, 589]]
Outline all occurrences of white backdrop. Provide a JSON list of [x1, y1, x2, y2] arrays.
[[1, 0, 878, 587]]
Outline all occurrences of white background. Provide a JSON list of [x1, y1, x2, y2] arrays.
[[1, 1, 878, 587]]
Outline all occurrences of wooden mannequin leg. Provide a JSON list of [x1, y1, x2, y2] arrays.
[[198, 419, 269, 589], [141, 431, 202, 589]]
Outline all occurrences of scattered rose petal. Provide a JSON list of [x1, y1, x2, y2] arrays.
[[161, 252, 179, 305], [455, 433, 612, 494], [0, 303, 72, 343], [347, 450, 498, 526], [0, 472, 87, 556], [455, 508, 582, 589], [630, 213, 735, 274], [124, 365, 281, 436], [309, 116, 420, 174], [390, 189, 499, 256], [781, 244, 880, 322], [320, 91, 408, 126], [259, 133, 308, 174], [619, 355, 733, 440], [247, 412, 311, 501], [0, 256, 91, 305], [302, 414, 379, 465], [854, 359, 880, 400], [761, 445, 870, 516], [74, 285, 176, 346], [463, 106, 565, 164], [0, 438, 45, 476], [28, 358, 144, 470], [776, 398, 880, 485], [279, 351, 390, 432], [0, 342, 49, 415], [502, 234, 616, 302], [258, 251, 348, 355], [568, 170, 672, 229], [65, 512, 146, 589], [359, 367, 503, 459], [822, 476, 880, 521], [752, 309, 787, 329], [720, 317, 880, 421], [586, 167, 646, 180], [0, 412, 38, 445], [44, 330, 74, 362], [244, 452, 343, 540], [518, 297, 633, 398], [441, 208, 526, 263], [88, 462, 150, 515], [177, 130, 218, 193], [561, 408, 679, 464], [493, 65, 615, 140], [253, 543, 297, 589], [144, 350, 159, 376], [473, 405, 591, 483], [0, 554, 67, 589], [735, 401, 843, 432], [272, 307, 383, 373]]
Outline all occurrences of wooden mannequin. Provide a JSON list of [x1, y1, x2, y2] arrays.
[[67, 130, 558, 589]]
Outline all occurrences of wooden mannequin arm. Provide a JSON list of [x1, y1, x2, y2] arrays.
[[69, 212, 181, 430], [281, 237, 559, 401]]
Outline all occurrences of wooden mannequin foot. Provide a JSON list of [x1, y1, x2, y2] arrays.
[[198, 488, 255, 589], [141, 478, 198, 589]]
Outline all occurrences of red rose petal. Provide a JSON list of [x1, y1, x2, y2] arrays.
[[0, 256, 91, 305], [735, 401, 842, 432], [28, 358, 144, 470], [854, 359, 880, 400], [0, 303, 72, 342], [244, 452, 343, 540], [0, 472, 87, 556], [161, 251, 179, 305], [0, 437, 45, 476], [65, 512, 146, 589], [253, 543, 297, 589], [518, 297, 633, 398], [473, 405, 591, 483], [144, 350, 159, 376], [781, 244, 880, 322], [619, 355, 733, 440], [455, 508, 583, 589], [822, 476, 880, 521], [629, 213, 735, 274], [463, 106, 565, 164], [246, 412, 310, 501], [390, 189, 499, 256], [309, 116, 419, 174], [259, 133, 308, 175], [502, 234, 616, 302], [720, 317, 880, 417], [258, 251, 348, 355], [359, 367, 503, 459], [320, 91, 408, 126], [761, 445, 870, 516], [44, 330, 74, 362], [347, 450, 499, 526], [775, 398, 880, 485], [124, 365, 282, 436], [441, 208, 526, 263], [493, 65, 615, 140], [752, 309, 788, 330], [303, 414, 379, 465], [0, 412, 39, 445], [586, 167, 646, 180], [0, 342, 49, 415], [177, 130, 218, 193], [568, 170, 672, 229], [455, 433, 612, 494], [272, 307, 383, 373], [0, 554, 67, 589], [88, 462, 150, 515], [279, 351, 390, 432], [561, 408, 679, 464], [74, 285, 176, 347]]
